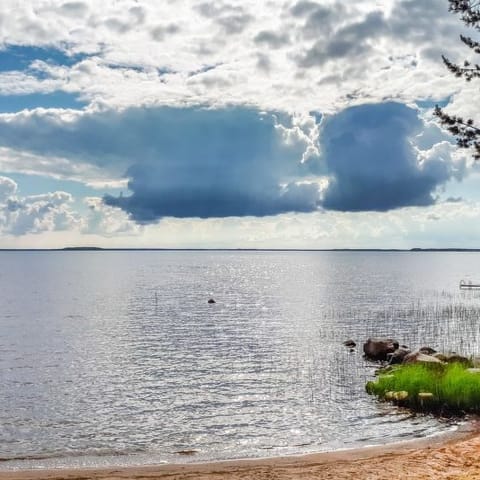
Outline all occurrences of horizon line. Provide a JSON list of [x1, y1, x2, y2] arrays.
[[0, 247, 480, 252]]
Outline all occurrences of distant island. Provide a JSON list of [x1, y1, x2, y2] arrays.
[[62, 247, 104, 251]]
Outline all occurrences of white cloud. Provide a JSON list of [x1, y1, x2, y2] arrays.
[[0, 180, 82, 235], [0, 146, 126, 189], [0, 0, 471, 113], [0, 175, 17, 201], [1, 173, 480, 248], [82, 196, 141, 236], [0, 176, 137, 238], [90, 199, 480, 250], [0, 0, 478, 248]]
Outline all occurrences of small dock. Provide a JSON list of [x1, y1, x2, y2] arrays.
[[460, 280, 480, 289]]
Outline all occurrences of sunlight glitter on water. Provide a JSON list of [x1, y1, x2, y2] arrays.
[[0, 251, 478, 469]]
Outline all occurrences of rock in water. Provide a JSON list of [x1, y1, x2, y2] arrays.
[[363, 338, 399, 361], [387, 346, 411, 365], [419, 346, 437, 355], [207, 298, 216, 304], [343, 339, 356, 348], [403, 351, 444, 365]]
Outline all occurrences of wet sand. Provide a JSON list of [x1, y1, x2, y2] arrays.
[[2, 428, 480, 480]]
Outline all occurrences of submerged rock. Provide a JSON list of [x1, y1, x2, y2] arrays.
[[363, 338, 399, 361]]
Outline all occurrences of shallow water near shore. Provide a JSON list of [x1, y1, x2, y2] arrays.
[[1, 250, 480, 470]]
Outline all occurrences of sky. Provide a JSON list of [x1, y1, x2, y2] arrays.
[[0, 0, 479, 249]]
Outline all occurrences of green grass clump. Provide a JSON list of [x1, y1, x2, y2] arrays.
[[366, 363, 480, 414]]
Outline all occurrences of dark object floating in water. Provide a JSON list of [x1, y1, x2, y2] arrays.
[[343, 339, 356, 348], [208, 298, 216, 304], [460, 279, 480, 289]]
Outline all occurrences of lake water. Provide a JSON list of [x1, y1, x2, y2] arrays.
[[1, 250, 480, 470]]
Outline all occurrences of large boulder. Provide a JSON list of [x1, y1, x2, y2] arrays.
[[387, 346, 411, 365], [363, 338, 399, 361], [403, 351, 444, 365]]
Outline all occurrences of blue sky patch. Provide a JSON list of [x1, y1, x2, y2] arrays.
[[416, 97, 450, 109], [3, 172, 117, 199], [0, 91, 87, 112], [0, 45, 88, 72]]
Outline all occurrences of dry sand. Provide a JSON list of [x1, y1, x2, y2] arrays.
[[2, 429, 480, 480]]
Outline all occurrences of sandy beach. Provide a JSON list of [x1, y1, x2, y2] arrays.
[[2, 428, 480, 480]]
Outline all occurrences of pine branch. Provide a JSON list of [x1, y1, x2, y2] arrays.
[[435, 106, 480, 159], [448, 0, 480, 27], [442, 55, 480, 80], [436, 1, 480, 160], [460, 34, 480, 53]]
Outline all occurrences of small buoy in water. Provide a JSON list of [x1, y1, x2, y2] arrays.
[[208, 298, 216, 304]]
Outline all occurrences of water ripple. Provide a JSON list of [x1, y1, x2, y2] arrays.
[[0, 250, 477, 469]]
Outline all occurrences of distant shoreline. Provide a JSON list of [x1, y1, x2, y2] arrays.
[[1, 247, 480, 252]]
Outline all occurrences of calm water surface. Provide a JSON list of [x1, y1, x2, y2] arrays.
[[1, 251, 480, 469]]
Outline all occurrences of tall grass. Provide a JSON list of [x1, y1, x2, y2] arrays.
[[367, 363, 480, 414], [315, 294, 480, 359]]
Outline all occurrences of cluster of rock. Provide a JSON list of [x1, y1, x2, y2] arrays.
[[360, 337, 472, 366], [381, 390, 435, 407]]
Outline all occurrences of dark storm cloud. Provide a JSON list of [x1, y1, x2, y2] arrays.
[[101, 108, 319, 221], [0, 107, 321, 222], [0, 101, 463, 221], [320, 102, 462, 212]]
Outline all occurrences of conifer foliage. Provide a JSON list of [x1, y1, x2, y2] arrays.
[[435, 0, 480, 159]]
